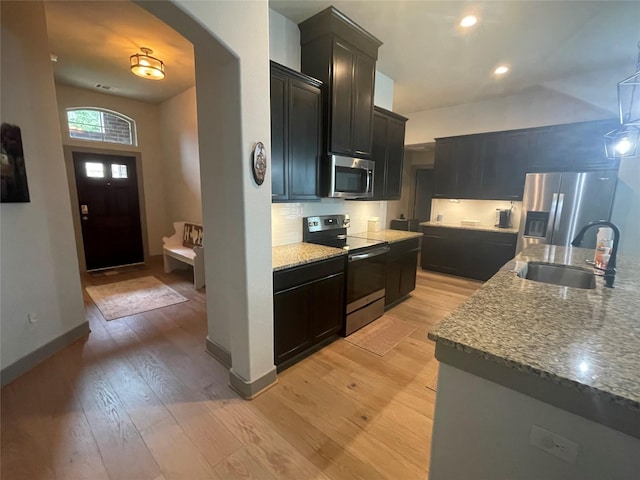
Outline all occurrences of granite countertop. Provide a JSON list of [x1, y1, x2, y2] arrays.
[[272, 243, 345, 271], [429, 244, 640, 417], [350, 229, 423, 243], [420, 220, 519, 235]]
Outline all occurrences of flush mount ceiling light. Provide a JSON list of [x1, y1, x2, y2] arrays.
[[494, 65, 509, 75], [605, 41, 640, 159], [130, 47, 165, 80], [460, 15, 478, 28]]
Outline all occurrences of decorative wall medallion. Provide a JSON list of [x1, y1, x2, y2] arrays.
[[252, 141, 267, 186]]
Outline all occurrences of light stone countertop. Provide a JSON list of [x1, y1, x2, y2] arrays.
[[429, 244, 640, 418], [350, 229, 423, 243], [420, 220, 519, 235], [272, 243, 345, 272]]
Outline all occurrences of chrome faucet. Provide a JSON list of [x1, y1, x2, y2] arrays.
[[571, 221, 620, 288]]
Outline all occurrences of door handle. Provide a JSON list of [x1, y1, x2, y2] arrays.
[[82, 216, 88, 221], [554, 193, 564, 235]]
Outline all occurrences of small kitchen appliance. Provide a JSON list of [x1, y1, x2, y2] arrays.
[[303, 214, 389, 335], [495, 208, 512, 228]]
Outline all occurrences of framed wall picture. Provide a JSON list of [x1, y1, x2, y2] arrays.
[[1, 123, 30, 203]]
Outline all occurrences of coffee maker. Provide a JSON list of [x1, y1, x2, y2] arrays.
[[495, 208, 512, 228]]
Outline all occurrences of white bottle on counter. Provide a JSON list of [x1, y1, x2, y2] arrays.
[[594, 227, 613, 271]]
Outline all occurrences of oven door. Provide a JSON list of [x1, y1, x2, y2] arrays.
[[329, 156, 374, 198], [346, 246, 389, 313]]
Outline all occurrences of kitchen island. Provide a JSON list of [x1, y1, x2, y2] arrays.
[[428, 244, 640, 479]]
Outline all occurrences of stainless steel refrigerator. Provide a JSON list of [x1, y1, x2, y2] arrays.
[[516, 170, 618, 254]]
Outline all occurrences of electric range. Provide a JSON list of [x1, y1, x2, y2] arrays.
[[303, 214, 389, 335]]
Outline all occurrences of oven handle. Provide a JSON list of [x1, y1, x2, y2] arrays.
[[348, 246, 390, 262]]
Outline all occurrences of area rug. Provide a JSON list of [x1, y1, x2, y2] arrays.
[[345, 314, 418, 356], [86, 276, 188, 320]]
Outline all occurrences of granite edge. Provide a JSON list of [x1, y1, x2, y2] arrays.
[[428, 333, 640, 413], [350, 229, 424, 243], [272, 250, 346, 272], [420, 221, 518, 234]]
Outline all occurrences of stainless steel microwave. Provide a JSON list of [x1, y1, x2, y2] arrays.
[[323, 155, 375, 199]]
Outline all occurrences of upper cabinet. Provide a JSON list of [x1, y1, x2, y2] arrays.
[[433, 119, 621, 200], [527, 118, 620, 172], [372, 106, 408, 200], [299, 7, 382, 159], [270, 62, 323, 202]]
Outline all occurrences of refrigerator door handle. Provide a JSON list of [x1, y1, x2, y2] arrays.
[[546, 193, 559, 242], [554, 193, 565, 238]]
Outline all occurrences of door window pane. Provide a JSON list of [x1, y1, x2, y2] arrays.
[[111, 164, 128, 178], [85, 162, 105, 178]]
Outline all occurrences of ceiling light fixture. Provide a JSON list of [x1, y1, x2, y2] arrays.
[[460, 15, 478, 28], [494, 65, 509, 75], [130, 47, 165, 80], [605, 41, 640, 159]]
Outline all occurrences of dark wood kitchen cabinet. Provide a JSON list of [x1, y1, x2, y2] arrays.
[[525, 120, 621, 172], [299, 6, 382, 158], [421, 226, 516, 281], [433, 135, 483, 199], [433, 119, 620, 201], [385, 237, 420, 306], [273, 256, 345, 371], [270, 61, 322, 202], [480, 130, 529, 200], [371, 106, 408, 200]]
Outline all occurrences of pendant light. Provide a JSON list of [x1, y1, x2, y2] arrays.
[[605, 42, 640, 159], [130, 47, 165, 80]]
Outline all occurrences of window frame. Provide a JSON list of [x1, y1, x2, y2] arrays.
[[66, 107, 138, 147]]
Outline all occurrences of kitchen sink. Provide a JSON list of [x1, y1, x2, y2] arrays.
[[518, 262, 596, 289]]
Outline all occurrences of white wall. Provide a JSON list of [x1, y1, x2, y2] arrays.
[[159, 86, 202, 225], [154, 0, 275, 386], [403, 86, 613, 145], [269, 8, 301, 71], [611, 157, 640, 257], [1, 1, 86, 370], [55, 84, 169, 255], [430, 364, 640, 479], [374, 70, 394, 110]]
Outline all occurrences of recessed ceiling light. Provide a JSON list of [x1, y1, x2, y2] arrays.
[[460, 15, 478, 28], [494, 65, 509, 75]]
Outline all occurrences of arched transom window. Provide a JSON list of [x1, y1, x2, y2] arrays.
[[66, 108, 137, 146]]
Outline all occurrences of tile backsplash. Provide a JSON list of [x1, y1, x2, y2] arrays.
[[272, 199, 388, 246], [430, 199, 522, 228]]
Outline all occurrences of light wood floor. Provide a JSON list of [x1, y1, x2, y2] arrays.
[[1, 257, 482, 480]]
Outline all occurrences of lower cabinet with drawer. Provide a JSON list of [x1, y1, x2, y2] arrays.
[[273, 256, 345, 371], [421, 226, 516, 281], [385, 237, 420, 307]]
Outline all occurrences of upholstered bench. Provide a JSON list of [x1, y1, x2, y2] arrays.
[[162, 221, 205, 289]]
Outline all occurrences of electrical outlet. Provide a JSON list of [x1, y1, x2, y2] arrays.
[[530, 425, 579, 464], [27, 313, 39, 324]]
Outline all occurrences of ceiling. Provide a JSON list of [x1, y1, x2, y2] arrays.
[[44, 1, 639, 114], [44, 1, 195, 104], [270, 0, 640, 114]]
